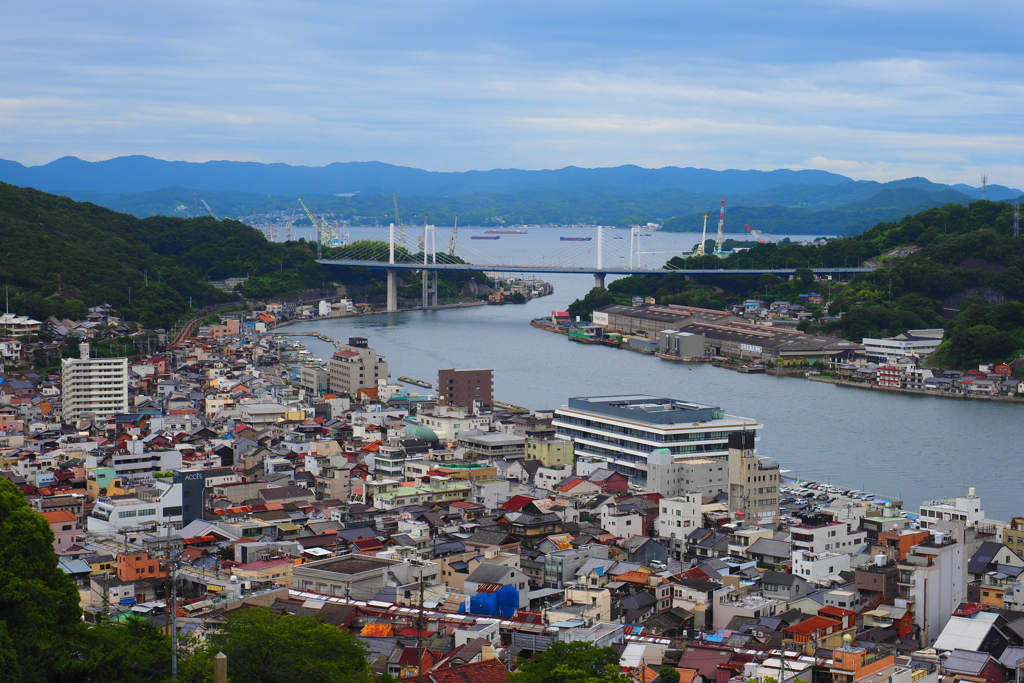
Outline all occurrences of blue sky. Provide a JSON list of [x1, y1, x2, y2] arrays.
[[3, 0, 1024, 186]]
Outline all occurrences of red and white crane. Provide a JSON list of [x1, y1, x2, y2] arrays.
[[745, 224, 768, 244]]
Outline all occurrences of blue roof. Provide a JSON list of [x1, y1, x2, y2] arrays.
[[58, 560, 92, 574]]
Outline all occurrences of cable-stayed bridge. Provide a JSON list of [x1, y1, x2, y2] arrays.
[[317, 225, 875, 311]]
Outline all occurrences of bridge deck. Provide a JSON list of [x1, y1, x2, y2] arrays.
[[317, 258, 875, 276]]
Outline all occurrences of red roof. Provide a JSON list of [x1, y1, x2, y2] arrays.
[[819, 605, 855, 618], [353, 538, 384, 551], [784, 615, 841, 636], [498, 494, 537, 511], [429, 659, 509, 683]]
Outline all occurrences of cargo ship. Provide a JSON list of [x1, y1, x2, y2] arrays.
[[485, 229, 527, 234], [471, 235, 500, 240], [560, 236, 592, 241]]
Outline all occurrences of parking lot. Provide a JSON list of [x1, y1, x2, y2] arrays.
[[778, 479, 915, 526]]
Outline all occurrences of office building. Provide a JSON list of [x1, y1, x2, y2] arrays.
[[552, 395, 761, 482], [62, 344, 129, 420], [328, 337, 389, 396], [438, 368, 493, 409]]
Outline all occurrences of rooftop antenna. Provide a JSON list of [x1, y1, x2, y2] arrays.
[[981, 174, 988, 200]]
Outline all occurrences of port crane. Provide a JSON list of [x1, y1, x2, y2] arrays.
[[283, 210, 297, 241], [715, 200, 726, 254], [448, 214, 459, 256], [696, 214, 708, 256], [329, 211, 350, 245], [298, 199, 339, 259], [744, 224, 769, 244], [393, 194, 405, 250], [201, 199, 218, 221], [250, 211, 277, 241]]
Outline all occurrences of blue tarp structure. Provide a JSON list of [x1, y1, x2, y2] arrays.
[[460, 584, 519, 619]]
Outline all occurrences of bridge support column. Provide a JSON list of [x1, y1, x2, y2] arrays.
[[431, 271, 439, 307], [386, 268, 399, 312], [593, 273, 606, 289], [684, 274, 695, 282]]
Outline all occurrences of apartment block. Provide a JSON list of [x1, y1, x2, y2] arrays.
[[62, 344, 129, 420], [438, 368, 493, 409], [328, 337, 388, 396]]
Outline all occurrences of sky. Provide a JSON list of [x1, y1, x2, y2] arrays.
[[3, 0, 1024, 186]]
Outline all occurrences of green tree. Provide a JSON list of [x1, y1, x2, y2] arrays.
[[0, 622, 21, 683], [69, 618, 175, 683], [510, 641, 626, 683], [659, 667, 680, 683], [567, 287, 617, 321], [512, 292, 527, 304], [204, 607, 371, 683], [0, 478, 85, 682]]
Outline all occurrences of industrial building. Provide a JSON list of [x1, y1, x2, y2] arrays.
[[594, 303, 862, 363]]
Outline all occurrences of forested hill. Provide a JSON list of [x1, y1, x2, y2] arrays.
[[575, 200, 1024, 369], [0, 182, 331, 327], [0, 156, 853, 196]]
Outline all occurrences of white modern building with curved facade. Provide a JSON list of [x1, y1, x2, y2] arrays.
[[553, 395, 761, 483]]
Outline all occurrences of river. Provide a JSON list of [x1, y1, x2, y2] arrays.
[[283, 228, 1024, 520]]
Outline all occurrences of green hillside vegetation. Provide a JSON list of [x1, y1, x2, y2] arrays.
[[571, 200, 1024, 369], [0, 183, 488, 328], [65, 181, 986, 236]]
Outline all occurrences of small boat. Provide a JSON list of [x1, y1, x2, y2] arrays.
[[560, 236, 592, 241], [738, 365, 766, 374], [485, 229, 527, 234], [612, 236, 624, 239], [472, 235, 500, 240]]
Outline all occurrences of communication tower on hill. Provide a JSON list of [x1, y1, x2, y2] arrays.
[[981, 174, 988, 200]]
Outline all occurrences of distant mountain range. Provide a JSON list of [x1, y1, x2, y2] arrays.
[[0, 155, 860, 196], [1, 155, 1020, 236]]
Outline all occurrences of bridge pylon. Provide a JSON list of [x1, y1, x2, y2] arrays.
[[386, 268, 399, 312]]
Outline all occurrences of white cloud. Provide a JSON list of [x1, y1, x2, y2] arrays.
[[2, 0, 1024, 188]]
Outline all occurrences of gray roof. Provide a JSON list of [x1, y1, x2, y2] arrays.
[[999, 646, 1024, 669], [762, 570, 801, 586], [943, 649, 994, 675], [748, 537, 792, 558], [465, 563, 516, 585]]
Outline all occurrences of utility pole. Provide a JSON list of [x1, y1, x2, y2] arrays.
[[417, 568, 426, 683]]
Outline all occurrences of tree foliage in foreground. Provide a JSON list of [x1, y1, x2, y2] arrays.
[[510, 641, 627, 683], [0, 478, 84, 682], [203, 607, 371, 683]]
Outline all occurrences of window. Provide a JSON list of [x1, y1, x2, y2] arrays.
[[118, 510, 136, 518]]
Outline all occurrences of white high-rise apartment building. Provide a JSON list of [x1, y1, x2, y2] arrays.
[[62, 344, 129, 420]]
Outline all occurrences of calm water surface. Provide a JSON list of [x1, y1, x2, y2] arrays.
[[285, 230, 1024, 520]]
